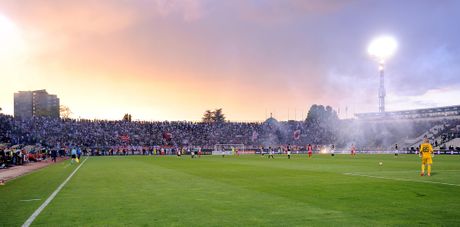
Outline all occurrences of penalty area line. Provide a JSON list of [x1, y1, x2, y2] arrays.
[[343, 172, 460, 187], [20, 199, 42, 202], [22, 157, 88, 227]]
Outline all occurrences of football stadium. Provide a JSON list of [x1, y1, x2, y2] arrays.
[[1, 1, 460, 226]]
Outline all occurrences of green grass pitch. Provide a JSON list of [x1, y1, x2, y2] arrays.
[[1, 154, 460, 226]]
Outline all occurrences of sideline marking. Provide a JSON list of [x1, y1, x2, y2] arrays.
[[343, 172, 460, 187], [20, 199, 41, 202], [361, 170, 460, 173], [22, 158, 88, 227]]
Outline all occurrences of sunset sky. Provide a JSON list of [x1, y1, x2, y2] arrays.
[[1, 0, 459, 122]]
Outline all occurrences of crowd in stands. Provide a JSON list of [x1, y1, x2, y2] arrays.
[[1, 115, 264, 147], [1, 114, 333, 148], [2, 112, 460, 168]]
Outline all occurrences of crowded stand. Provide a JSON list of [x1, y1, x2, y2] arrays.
[[1, 109, 460, 168]]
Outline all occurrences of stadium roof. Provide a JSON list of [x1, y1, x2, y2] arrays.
[[355, 105, 460, 120]]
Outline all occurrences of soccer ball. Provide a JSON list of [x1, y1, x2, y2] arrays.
[[379, 162, 383, 166]]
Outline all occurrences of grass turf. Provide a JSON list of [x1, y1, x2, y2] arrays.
[[1, 154, 460, 226]]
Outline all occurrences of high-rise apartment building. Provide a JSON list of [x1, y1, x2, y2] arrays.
[[14, 90, 60, 118]]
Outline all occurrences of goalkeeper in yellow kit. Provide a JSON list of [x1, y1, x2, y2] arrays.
[[419, 136, 434, 176]]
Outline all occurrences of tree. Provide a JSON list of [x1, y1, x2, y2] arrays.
[[202, 110, 214, 123], [306, 104, 323, 122], [213, 108, 226, 123], [306, 105, 338, 123], [202, 108, 226, 123], [305, 104, 339, 144], [123, 113, 132, 122], [60, 105, 73, 119]]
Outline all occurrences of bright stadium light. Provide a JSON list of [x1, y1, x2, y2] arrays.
[[368, 35, 397, 113], [367, 36, 397, 63]]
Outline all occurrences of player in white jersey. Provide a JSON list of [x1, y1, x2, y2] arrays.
[[268, 147, 275, 159], [286, 145, 291, 159]]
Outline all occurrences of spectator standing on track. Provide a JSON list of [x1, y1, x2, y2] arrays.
[[51, 149, 57, 163]]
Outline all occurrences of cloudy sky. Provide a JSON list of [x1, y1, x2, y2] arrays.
[[0, 0, 459, 121]]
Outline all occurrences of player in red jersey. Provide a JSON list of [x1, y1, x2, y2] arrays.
[[307, 144, 313, 158], [351, 144, 356, 157]]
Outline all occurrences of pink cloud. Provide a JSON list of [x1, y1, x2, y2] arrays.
[[237, 0, 353, 25], [151, 0, 206, 22]]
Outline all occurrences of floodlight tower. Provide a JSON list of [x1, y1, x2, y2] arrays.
[[368, 36, 397, 113], [378, 63, 385, 112]]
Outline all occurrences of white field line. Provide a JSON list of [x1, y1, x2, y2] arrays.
[[343, 172, 460, 187], [22, 157, 88, 227], [20, 199, 41, 202], [363, 170, 460, 173]]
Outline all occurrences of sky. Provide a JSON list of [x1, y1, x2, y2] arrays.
[[0, 0, 459, 122]]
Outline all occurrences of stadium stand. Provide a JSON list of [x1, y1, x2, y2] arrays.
[[354, 105, 460, 151], [443, 138, 460, 150], [355, 105, 460, 120], [1, 106, 460, 162]]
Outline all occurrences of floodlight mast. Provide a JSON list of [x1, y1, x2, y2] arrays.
[[368, 36, 397, 113], [378, 63, 385, 113]]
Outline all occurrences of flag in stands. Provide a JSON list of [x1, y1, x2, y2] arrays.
[[162, 132, 173, 141], [294, 130, 301, 140], [120, 135, 130, 142]]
